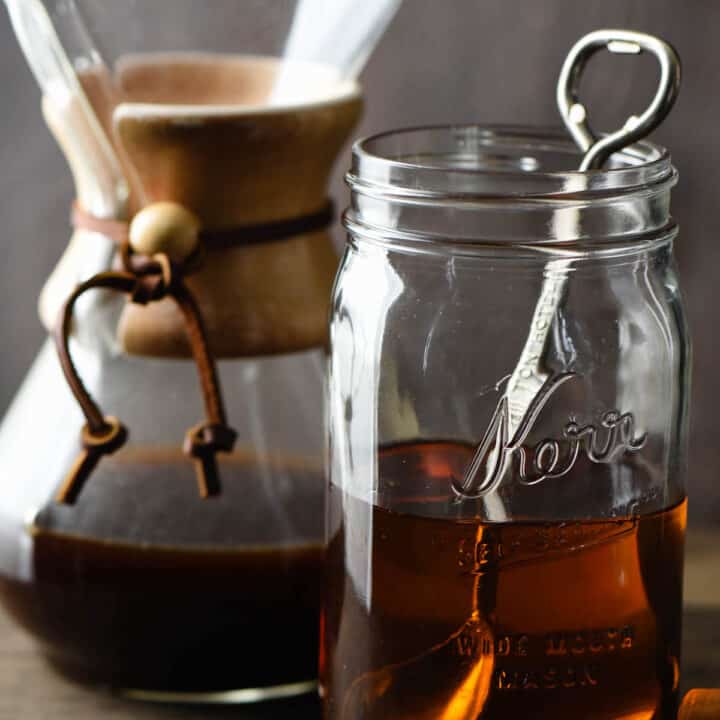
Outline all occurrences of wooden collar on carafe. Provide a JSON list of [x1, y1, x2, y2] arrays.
[[53, 199, 333, 506]]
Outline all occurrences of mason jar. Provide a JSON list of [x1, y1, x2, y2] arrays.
[[323, 126, 690, 720]]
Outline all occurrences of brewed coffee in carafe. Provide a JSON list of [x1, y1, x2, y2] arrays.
[[0, 0, 362, 699]]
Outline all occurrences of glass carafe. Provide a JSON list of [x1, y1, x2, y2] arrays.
[[0, 0, 361, 700]]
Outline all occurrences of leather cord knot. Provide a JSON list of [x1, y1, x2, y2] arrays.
[[184, 422, 239, 498], [126, 253, 181, 305], [185, 422, 238, 455], [55, 417, 128, 505], [53, 205, 236, 505]]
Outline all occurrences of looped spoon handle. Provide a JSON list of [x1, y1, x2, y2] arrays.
[[457, 30, 681, 510], [557, 29, 681, 171]]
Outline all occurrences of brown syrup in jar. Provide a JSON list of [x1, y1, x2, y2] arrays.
[[322, 441, 686, 719]]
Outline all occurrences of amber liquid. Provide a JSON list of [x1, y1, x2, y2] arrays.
[[0, 453, 324, 693], [322, 442, 686, 719]]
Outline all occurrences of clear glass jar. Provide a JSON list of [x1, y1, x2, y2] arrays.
[[323, 126, 690, 720]]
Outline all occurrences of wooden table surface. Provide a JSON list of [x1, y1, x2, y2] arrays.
[[0, 530, 717, 719]]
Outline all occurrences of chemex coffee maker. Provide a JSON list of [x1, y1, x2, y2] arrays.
[[0, 0, 397, 702]]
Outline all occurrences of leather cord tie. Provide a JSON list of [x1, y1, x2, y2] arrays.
[[71, 199, 336, 251], [54, 204, 238, 505]]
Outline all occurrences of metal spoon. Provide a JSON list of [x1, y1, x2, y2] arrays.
[[456, 30, 681, 512]]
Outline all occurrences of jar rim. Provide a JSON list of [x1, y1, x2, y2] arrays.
[[348, 124, 674, 200], [345, 124, 676, 248]]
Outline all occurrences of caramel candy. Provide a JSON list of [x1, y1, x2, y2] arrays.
[[680, 690, 720, 719], [129, 202, 200, 262]]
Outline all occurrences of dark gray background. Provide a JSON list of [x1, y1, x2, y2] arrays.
[[0, 1, 716, 521]]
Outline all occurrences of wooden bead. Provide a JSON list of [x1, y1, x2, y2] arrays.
[[129, 202, 200, 262], [680, 690, 720, 719]]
